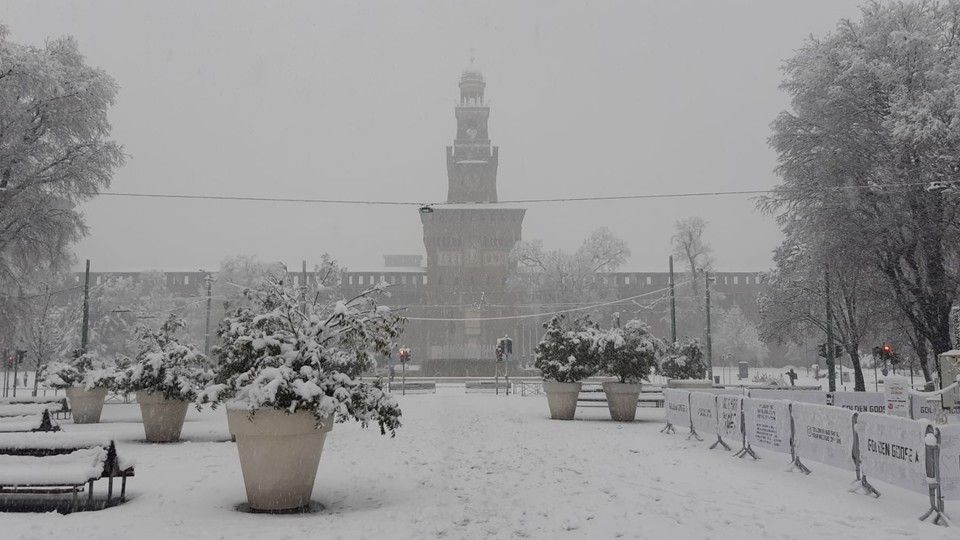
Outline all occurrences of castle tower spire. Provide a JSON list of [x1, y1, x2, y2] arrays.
[[446, 59, 498, 203]]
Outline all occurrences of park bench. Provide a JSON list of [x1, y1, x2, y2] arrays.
[[0, 409, 60, 433], [577, 384, 665, 408], [387, 381, 437, 394], [0, 396, 71, 420], [0, 432, 135, 511], [465, 380, 512, 393]]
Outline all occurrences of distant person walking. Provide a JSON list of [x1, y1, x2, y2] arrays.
[[786, 369, 798, 387]]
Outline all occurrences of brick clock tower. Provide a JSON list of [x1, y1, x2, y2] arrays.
[[420, 64, 525, 364]]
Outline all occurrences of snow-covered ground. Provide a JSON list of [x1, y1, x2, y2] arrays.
[[2, 387, 953, 539]]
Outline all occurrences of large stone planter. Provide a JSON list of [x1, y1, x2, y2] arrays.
[[543, 381, 582, 420], [65, 387, 108, 424], [227, 408, 333, 511], [602, 381, 641, 422], [137, 391, 190, 443]]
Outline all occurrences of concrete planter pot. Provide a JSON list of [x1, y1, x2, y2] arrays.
[[137, 391, 190, 443], [602, 381, 641, 422], [543, 381, 582, 420], [65, 387, 108, 424], [227, 408, 333, 511]]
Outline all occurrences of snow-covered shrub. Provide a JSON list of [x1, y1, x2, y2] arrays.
[[115, 315, 212, 401], [660, 338, 707, 380], [42, 350, 117, 390], [594, 319, 666, 384], [534, 315, 599, 383], [202, 278, 404, 435]]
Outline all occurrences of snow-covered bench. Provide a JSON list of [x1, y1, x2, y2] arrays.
[[0, 409, 60, 433], [0, 395, 66, 405], [388, 381, 437, 393], [465, 380, 511, 393], [0, 396, 71, 419], [0, 402, 63, 417], [577, 385, 665, 408], [0, 432, 134, 510]]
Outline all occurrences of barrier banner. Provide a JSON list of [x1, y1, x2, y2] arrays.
[[855, 412, 927, 493], [743, 398, 792, 454], [690, 392, 718, 435], [748, 389, 828, 405], [664, 389, 691, 428], [938, 424, 960, 500], [791, 402, 856, 471], [830, 391, 885, 414], [717, 394, 743, 441], [909, 394, 941, 421], [884, 376, 910, 417]]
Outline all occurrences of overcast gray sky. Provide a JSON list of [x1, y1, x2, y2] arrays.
[[1, 0, 867, 272]]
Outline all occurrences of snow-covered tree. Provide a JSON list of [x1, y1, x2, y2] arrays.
[[758, 225, 883, 390], [511, 227, 629, 307], [765, 1, 960, 384], [86, 272, 175, 360], [17, 276, 80, 395], [202, 278, 404, 435], [0, 25, 124, 288], [534, 315, 599, 382], [593, 319, 666, 383], [660, 338, 707, 380], [671, 217, 714, 338], [714, 304, 767, 366], [42, 349, 116, 391], [115, 314, 211, 401]]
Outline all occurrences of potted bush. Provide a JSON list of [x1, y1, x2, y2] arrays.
[[595, 319, 665, 422], [115, 315, 212, 442], [661, 338, 712, 389], [534, 315, 598, 420], [43, 350, 116, 424], [201, 278, 403, 512]]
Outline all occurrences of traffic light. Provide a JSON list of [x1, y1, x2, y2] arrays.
[[818, 343, 843, 359], [398, 348, 410, 363]]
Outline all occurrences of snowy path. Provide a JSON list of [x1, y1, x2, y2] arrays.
[[1, 390, 953, 539]]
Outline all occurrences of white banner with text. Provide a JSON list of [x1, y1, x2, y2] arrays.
[[829, 391, 885, 414], [744, 398, 792, 454], [855, 412, 927, 494], [791, 402, 856, 472], [938, 424, 960, 500], [690, 392, 719, 435], [717, 394, 743, 442], [664, 389, 691, 428]]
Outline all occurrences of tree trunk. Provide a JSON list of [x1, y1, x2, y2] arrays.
[[913, 338, 935, 391], [846, 347, 865, 392], [32, 357, 41, 396]]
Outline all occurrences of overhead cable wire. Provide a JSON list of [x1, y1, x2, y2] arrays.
[[89, 179, 960, 208], [403, 282, 683, 322]]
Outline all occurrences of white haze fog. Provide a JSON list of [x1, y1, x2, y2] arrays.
[[1, 0, 865, 272]]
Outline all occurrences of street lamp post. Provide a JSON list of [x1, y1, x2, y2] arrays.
[[203, 271, 214, 357], [704, 271, 714, 383]]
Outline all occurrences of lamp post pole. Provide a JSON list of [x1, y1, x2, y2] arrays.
[[705, 271, 713, 383], [669, 256, 677, 343], [80, 259, 91, 353], [203, 272, 214, 357]]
